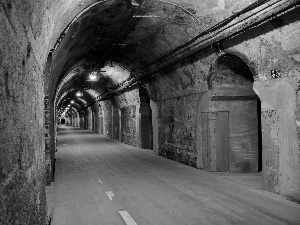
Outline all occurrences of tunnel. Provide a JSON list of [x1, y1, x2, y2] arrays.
[[1, 0, 300, 224]]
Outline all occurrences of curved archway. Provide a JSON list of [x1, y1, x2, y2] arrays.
[[197, 53, 262, 173]]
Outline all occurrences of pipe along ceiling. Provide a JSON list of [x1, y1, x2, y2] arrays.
[[53, 0, 299, 116]]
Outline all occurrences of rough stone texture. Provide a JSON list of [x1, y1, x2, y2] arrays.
[[151, 6, 300, 202], [44, 96, 52, 185], [1, 1, 300, 222], [0, 1, 47, 224], [206, 54, 259, 173], [158, 94, 200, 167], [102, 101, 113, 139], [121, 105, 138, 147]]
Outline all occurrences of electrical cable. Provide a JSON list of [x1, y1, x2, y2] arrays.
[[144, 0, 300, 78], [79, 0, 298, 110], [147, 0, 286, 71]]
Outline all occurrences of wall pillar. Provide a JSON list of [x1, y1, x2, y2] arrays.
[[44, 96, 52, 185], [150, 100, 159, 154], [88, 107, 92, 130], [254, 78, 300, 201], [136, 104, 141, 148], [119, 109, 122, 141], [49, 98, 56, 183], [76, 112, 80, 127]]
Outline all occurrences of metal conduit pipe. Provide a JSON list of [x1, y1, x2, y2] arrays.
[[106, 0, 213, 93], [112, 0, 282, 87], [148, 0, 283, 68], [144, 0, 300, 76], [97, 0, 150, 64], [79, 0, 300, 110], [151, 0, 272, 65]]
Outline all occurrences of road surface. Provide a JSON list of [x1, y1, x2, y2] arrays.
[[49, 126, 300, 225]]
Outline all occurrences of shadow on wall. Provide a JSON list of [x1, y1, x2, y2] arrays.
[[139, 87, 153, 150]]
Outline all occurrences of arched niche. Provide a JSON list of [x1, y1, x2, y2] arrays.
[[197, 53, 262, 173]]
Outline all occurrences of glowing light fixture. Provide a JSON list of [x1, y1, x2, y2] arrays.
[[71, 100, 75, 104], [76, 91, 83, 97], [88, 71, 98, 81]]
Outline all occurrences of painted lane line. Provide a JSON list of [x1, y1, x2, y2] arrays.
[[105, 191, 114, 200], [98, 179, 103, 184], [118, 211, 137, 225]]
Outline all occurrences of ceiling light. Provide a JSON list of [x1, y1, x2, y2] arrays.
[[76, 91, 83, 97], [71, 100, 74, 104], [88, 71, 98, 81]]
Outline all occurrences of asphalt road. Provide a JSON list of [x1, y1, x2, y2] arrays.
[[51, 126, 300, 225]]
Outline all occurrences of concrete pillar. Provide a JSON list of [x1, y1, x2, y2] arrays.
[[76, 112, 80, 127], [49, 98, 56, 183], [102, 107, 106, 136], [44, 96, 52, 185], [88, 107, 92, 130], [150, 99, 159, 154], [254, 79, 300, 201], [118, 109, 122, 141], [136, 104, 141, 148]]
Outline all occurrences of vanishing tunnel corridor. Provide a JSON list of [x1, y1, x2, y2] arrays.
[[2, 1, 300, 224], [47, 125, 300, 225]]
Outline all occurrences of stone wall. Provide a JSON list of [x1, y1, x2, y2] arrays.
[[103, 100, 113, 138], [152, 8, 300, 201], [157, 94, 200, 167], [121, 106, 139, 147], [0, 1, 48, 223]]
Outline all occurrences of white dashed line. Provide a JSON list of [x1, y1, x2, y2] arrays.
[[98, 179, 103, 184], [118, 211, 137, 225], [105, 191, 114, 200]]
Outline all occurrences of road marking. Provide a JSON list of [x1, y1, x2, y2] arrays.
[[118, 211, 137, 225], [98, 179, 103, 184], [105, 191, 114, 200]]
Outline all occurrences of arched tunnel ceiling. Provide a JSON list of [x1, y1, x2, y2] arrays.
[[49, 0, 259, 109], [57, 89, 95, 115]]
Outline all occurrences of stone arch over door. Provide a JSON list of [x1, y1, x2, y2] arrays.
[[197, 53, 261, 173]]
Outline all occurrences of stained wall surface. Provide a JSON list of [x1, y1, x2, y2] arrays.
[[1, 1, 300, 224]]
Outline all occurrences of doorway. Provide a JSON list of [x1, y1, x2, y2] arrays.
[[198, 53, 262, 174], [139, 88, 153, 150], [201, 111, 230, 172], [112, 105, 119, 140]]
